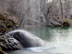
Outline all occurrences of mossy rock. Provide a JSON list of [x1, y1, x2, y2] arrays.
[[0, 24, 8, 35], [4, 19, 17, 29], [62, 18, 70, 27], [0, 13, 18, 35], [0, 13, 8, 20]]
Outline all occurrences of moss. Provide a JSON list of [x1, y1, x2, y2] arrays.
[[62, 18, 70, 27]]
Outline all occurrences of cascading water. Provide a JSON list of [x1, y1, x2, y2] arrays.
[[6, 29, 46, 48]]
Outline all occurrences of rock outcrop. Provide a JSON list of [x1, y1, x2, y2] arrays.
[[0, 14, 46, 51], [0, 13, 20, 52], [0, 13, 18, 35]]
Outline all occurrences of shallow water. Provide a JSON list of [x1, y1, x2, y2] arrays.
[[8, 27, 72, 54]]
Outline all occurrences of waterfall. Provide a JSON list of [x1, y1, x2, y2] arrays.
[[6, 29, 47, 48]]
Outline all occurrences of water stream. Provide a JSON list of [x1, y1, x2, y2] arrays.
[[8, 27, 72, 54]]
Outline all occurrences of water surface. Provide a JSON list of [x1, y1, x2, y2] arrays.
[[8, 27, 72, 54]]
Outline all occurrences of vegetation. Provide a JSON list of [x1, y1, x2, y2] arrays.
[[62, 18, 70, 27]]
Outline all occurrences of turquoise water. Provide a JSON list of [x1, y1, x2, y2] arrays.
[[8, 27, 72, 54]]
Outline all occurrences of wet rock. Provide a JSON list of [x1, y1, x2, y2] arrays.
[[0, 24, 8, 35], [0, 35, 23, 51], [0, 13, 23, 51], [0, 47, 8, 54], [0, 29, 46, 51]]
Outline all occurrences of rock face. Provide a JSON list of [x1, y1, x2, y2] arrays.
[[0, 13, 22, 51], [0, 13, 17, 35]]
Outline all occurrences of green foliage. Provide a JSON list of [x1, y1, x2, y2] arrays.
[[63, 18, 70, 23]]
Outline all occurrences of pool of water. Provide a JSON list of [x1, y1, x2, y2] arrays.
[[8, 27, 72, 54]]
